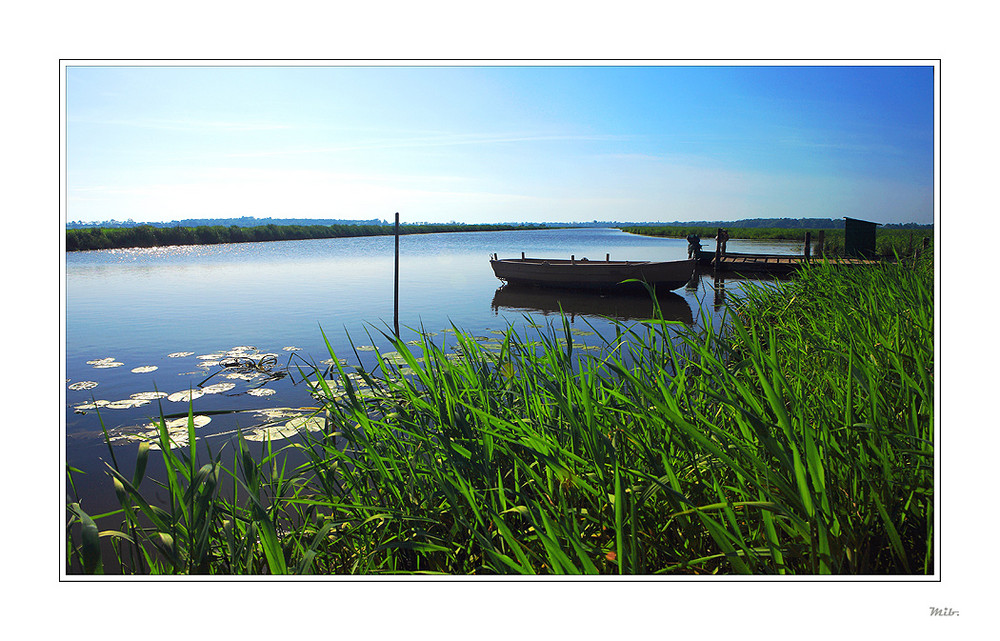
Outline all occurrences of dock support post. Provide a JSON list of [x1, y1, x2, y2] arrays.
[[394, 212, 399, 338], [804, 231, 812, 260]]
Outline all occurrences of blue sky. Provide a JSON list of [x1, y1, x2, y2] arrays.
[[65, 64, 935, 225]]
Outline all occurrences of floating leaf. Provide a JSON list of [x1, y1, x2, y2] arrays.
[[159, 415, 212, 430], [74, 400, 109, 410], [130, 391, 168, 400], [252, 408, 302, 420], [282, 346, 301, 351], [167, 390, 205, 402], [247, 387, 276, 397], [356, 345, 376, 352], [129, 415, 213, 450], [197, 354, 225, 360], [86, 357, 116, 365], [131, 365, 158, 373], [201, 382, 236, 394], [167, 351, 194, 358], [92, 361, 125, 369], [244, 415, 324, 442], [68, 381, 98, 391], [105, 398, 152, 409]]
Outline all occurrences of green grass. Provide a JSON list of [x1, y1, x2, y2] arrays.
[[621, 225, 933, 259], [66, 258, 934, 575]]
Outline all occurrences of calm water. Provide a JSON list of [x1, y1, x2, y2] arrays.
[[63, 227, 802, 522]]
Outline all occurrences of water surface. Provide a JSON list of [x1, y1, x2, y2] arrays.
[[64, 227, 802, 519]]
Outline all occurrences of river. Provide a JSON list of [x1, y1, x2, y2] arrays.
[[63, 227, 803, 527]]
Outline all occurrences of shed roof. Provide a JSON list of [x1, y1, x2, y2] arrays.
[[843, 217, 881, 226]]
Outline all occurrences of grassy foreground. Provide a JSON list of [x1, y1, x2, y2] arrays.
[[66, 259, 934, 575]]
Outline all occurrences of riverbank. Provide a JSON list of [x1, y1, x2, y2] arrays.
[[65, 222, 550, 252], [622, 225, 933, 259], [67, 257, 934, 575]]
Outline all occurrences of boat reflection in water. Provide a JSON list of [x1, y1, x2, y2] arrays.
[[491, 284, 694, 325]]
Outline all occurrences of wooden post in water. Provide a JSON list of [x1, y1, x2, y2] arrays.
[[394, 212, 400, 338], [804, 231, 812, 260], [817, 230, 825, 256]]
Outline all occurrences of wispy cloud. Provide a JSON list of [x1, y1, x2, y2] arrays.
[[69, 116, 292, 132], [224, 131, 631, 158]]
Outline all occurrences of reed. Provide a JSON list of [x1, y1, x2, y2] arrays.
[[66, 258, 934, 575], [622, 226, 933, 259]]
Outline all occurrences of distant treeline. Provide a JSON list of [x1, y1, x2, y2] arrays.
[[65, 216, 390, 229], [649, 218, 933, 230], [66, 222, 549, 252], [621, 225, 934, 259]]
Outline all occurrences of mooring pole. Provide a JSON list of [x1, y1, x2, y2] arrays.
[[804, 231, 812, 260], [394, 212, 400, 338]]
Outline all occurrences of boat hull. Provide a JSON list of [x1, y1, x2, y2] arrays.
[[490, 257, 696, 292]]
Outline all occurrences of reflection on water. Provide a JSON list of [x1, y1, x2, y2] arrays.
[[491, 284, 694, 325]]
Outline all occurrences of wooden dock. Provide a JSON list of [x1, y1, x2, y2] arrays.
[[713, 252, 881, 276], [692, 228, 884, 277]]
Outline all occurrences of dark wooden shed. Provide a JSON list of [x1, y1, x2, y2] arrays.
[[844, 217, 880, 257]]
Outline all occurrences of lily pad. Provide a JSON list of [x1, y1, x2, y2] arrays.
[[135, 415, 213, 450], [246, 387, 276, 397], [243, 415, 324, 442], [74, 400, 110, 410], [131, 365, 158, 373], [201, 382, 236, 394], [167, 389, 205, 402], [167, 352, 195, 358], [105, 398, 152, 409], [68, 381, 98, 391], [130, 391, 168, 400], [252, 408, 303, 420]]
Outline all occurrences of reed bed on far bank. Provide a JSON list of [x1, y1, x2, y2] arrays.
[[67, 259, 934, 575], [621, 225, 933, 260]]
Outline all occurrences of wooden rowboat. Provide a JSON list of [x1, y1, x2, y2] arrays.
[[489, 255, 696, 292]]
